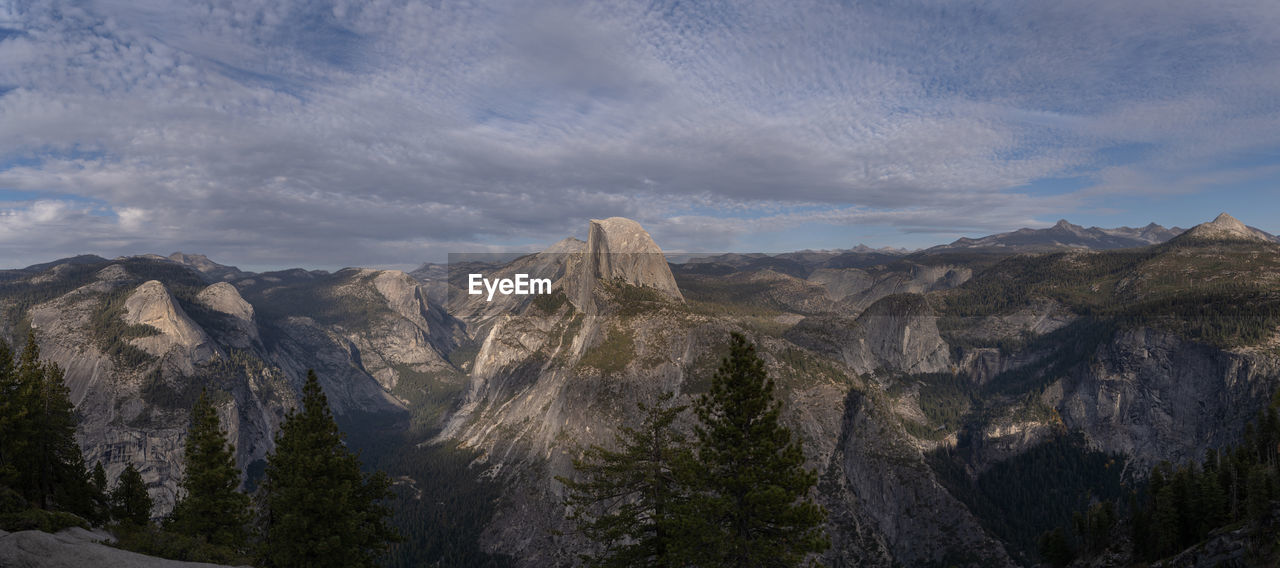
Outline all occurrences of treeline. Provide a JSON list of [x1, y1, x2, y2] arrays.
[[1041, 391, 1280, 566], [558, 333, 828, 567], [0, 335, 398, 568]]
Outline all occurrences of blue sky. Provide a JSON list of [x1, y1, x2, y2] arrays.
[[2, 0, 1279, 270]]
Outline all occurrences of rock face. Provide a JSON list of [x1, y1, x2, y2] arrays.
[[785, 295, 951, 376], [1058, 327, 1280, 469], [2, 258, 444, 517], [827, 391, 1014, 567], [806, 264, 971, 313], [0, 527, 248, 568], [195, 283, 258, 348], [575, 217, 682, 311], [124, 281, 218, 367], [196, 283, 253, 322], [1174, 212, 1277, 244]]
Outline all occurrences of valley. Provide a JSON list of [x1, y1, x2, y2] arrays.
[[2, 214, 1279, 567]]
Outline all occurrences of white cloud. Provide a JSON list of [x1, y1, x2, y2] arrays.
[[0, 0, 1278, 268]]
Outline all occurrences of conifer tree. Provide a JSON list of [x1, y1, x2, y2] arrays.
[[112, 463, 153, 525], [0, 338, 25, 487], [10, 335, 93, 514], [259, 370, 398, 568], [684, 333, 828, 567], [91, 461, 110, 523], [558, 391, 694, 567], [169, 389, 252, 549]]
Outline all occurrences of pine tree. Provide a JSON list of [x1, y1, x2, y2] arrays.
[[0, 338, 26, 488], [558, 391, 694, 567], [168, 389, 252, 549], [259, 370, 398, 568], [91, 461, 110, 523], [13, 335, 92, 514], [112, 463, 153, 525], [684, 333, 828, 567]]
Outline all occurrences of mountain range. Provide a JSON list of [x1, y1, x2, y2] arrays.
[[2, 213, 1279, 567]]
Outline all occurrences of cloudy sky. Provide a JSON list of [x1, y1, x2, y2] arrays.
[[2, 0, 1280, 270]]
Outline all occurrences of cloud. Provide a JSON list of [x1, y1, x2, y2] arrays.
[[1, 0, 1279, 269]]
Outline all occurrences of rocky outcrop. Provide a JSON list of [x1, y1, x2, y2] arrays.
[[575, 217, 682, 311], [196, 283, 258, 348], [196, 283, 253, 322], [806, 264, 971, 315], [4, 258, 443, 516], [786, 294, 951, 376], [0, 527, 248, 567], [827, 390, 1014, 566], [349, 270, 465, 390], [1058, 327, 1280, 469], [124, 281, 218, 369]]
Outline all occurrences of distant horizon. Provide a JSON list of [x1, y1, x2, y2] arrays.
[[4, 211, 1259, 274]]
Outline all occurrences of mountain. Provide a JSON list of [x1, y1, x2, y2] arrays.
[[436, 218, 1012, 566], [5, 213, 1280, 566], [165, 252, 251, 282], [930, 219, 1186, 252], [1170, 212, 1278, 244], [429, 214, 1280, 566], [0, 257, 462, 516]]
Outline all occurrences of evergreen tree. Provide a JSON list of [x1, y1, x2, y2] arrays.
[[558, 391, 694, 567], [259, 370, 398, 568], [168, 389, 252, 550], [92, 462, 108, 496], [91, 461, 110, 523], [0, 338, 26, 488], [112, 463, 153, 525], [13, 335, 93, 514], [684, 333, 828, 567]]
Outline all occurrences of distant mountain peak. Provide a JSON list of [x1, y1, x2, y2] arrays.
[[164, 251, 249, 281], [929, 219, 1184, 252], [1176, 212, 1276, 244], [1213, 212, 1240, 224], [579, 217, 683, 305]]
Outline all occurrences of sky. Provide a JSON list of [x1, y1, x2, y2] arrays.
[[2, 0, 1280, 271]]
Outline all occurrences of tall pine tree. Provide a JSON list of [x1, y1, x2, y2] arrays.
[[684, 332, 828, 567], [10, 334, 93, 515], [558, 391, 694, 567], [259, 370, 398, 568], [168, 389, 252, 550], [0, 338, 26, 489], [112, 462, 153, 525], [90, 462, 110, 524]]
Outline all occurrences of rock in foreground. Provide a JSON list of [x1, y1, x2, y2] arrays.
[[0, 528, 249, 568]]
